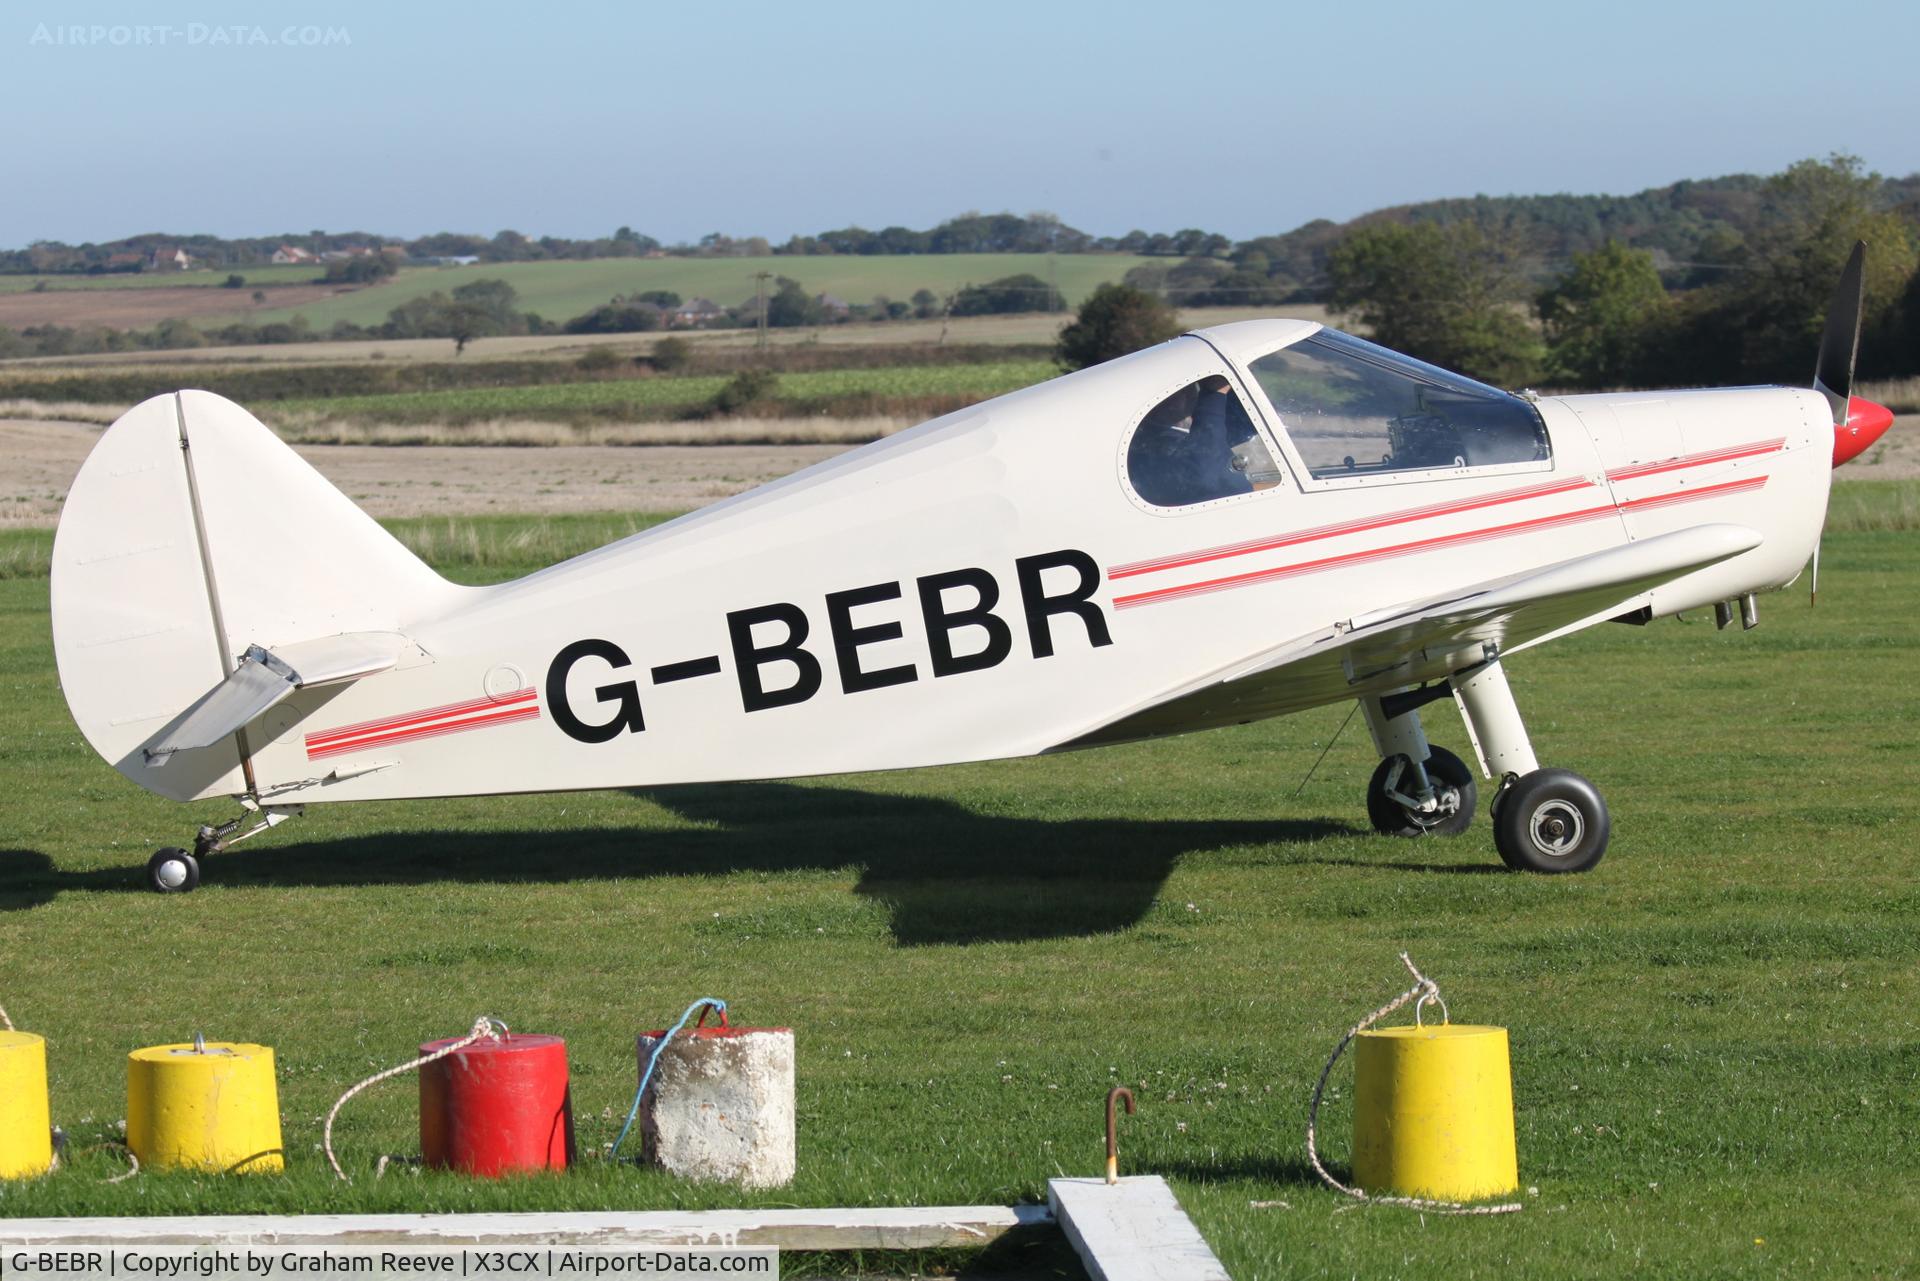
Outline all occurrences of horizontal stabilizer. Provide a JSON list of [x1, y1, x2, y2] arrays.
[[144, 633, 405, 763]]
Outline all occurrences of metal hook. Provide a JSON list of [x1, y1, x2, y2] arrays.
[[192, 1031, 206, 1054], [1105, 1086, 1136, 1185]]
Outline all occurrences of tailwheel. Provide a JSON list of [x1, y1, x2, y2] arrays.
[[1492, 769, 1610, 873], [146, 847, 201, 894], [1366, 745, 1477, 838]]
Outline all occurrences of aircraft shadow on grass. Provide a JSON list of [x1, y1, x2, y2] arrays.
[[0, 782, 1360, 943]]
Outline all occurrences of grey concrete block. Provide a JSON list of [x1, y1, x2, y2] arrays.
[[637, 1027, 794, 1188]]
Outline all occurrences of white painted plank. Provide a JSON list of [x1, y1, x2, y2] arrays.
[[1048, 1178, 1230, 1281], [0, 1206, 1053, 1251]]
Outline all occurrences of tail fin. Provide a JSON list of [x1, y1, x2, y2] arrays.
[[52, 390, 466, 801]]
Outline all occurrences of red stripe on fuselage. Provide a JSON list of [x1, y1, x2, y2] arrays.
[[305, 702, 542, 760], [1107, 476, 1593, 580], [1112, 475, 1766, 610], [305, 687, 537, 749], [1605, 438, 1785, 482], [1107, 438, 1785, 587]]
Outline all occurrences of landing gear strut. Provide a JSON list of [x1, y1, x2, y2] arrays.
[[1358, 695, 1476, 838], [1453, 656, 1609, 873], [144, 803, 303, 894], [1359, 655, 1611, 872]]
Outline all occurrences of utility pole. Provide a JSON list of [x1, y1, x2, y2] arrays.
[[753, 271, 772, 350]]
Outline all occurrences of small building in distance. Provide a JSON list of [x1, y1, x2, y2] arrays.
[[672, 297, 725, 327], [271, 245, 316, 264]]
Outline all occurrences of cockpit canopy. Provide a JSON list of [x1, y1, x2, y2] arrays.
[[1245, 329, 1548, 479]]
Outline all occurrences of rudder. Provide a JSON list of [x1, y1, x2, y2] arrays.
[[52, 390, 467, 801]]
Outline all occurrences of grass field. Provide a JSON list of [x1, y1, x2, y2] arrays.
[[265, 360, 1057, 424], [1, 491, 1917, 1278], [240, 255, 1162, 329], [0, 266, 325, 293]]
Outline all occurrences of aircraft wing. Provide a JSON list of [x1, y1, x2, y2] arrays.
[[1054, 523, 1763, 751]]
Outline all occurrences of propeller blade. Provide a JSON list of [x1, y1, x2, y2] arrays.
[[1813, 240, 1867, 425]]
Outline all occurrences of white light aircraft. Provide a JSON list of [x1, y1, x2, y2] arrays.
[[51, 247, 1895, 891]]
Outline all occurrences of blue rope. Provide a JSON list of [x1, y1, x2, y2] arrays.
[[610, 998, 727, 1161]]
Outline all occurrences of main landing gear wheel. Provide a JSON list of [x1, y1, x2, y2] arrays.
[[146, 847, 201, 894], [1492, 769, 1610, 873], [1366, 745, 1477, 838]]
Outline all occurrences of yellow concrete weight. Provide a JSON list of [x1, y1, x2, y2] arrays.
[[0, 1031, 54, 1179], [1353, 1024, 1518, 1201], [127, 1041, 284, 1173]]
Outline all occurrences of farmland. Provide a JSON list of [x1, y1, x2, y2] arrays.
[[0, 255, 1166, 334], [0, 482, 1917, 1278], [266, 360, 1056, 424], [0, 283, 351, 332], [245, 255, 1162, 328], [0, 265, 325, 292]]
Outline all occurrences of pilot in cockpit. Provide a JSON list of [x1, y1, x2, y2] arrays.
[[1129, 375, 1270, 507], [1191, 375, 1258, 494]]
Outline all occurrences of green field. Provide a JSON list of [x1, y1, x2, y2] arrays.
[[242, 255, 1160, 329], [0, 266, 325, 293], [1, 491, 1917, 1278], [269, 360, 1058, 422]]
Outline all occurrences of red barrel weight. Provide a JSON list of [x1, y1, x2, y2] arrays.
[[419, 1033, 573, 1176]]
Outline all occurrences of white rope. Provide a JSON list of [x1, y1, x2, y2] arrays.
[[0, 1003, 13, 1031], [49, 1140, 139, 1183], [102, 1143, 139, 1184], [322, 1017, 505, 1181], [1306, 953, 1523, 1216]]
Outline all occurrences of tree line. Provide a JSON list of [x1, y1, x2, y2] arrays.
[[12, 158, 1917, 282], [1053, 157, 1920, 384], [1324, 155, 1920, 387], [0, 214, 1238, 275]]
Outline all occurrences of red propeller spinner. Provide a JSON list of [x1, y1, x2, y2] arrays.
[[1833, 395, 1894, 467]]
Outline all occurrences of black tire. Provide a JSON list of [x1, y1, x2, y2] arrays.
[[1492, 769, 1609, 873], [1366, 745, 1477, 838], [147, 847, 200, 894]]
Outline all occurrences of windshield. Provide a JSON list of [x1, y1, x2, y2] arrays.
[[1246, 329, 1548, 479]]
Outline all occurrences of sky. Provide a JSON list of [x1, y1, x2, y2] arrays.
[[5, 0, 1920, 248]]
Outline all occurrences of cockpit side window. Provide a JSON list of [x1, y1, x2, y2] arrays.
[[1247, 330, 1549, 479], [1125, 375, 1282, 508]]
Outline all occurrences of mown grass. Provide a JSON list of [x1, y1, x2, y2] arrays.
[[1, 503, 1917, 1279], [1824, 477, 1920, 530]]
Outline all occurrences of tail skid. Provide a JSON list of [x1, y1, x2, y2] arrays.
[[51, 391, 468, 802]]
